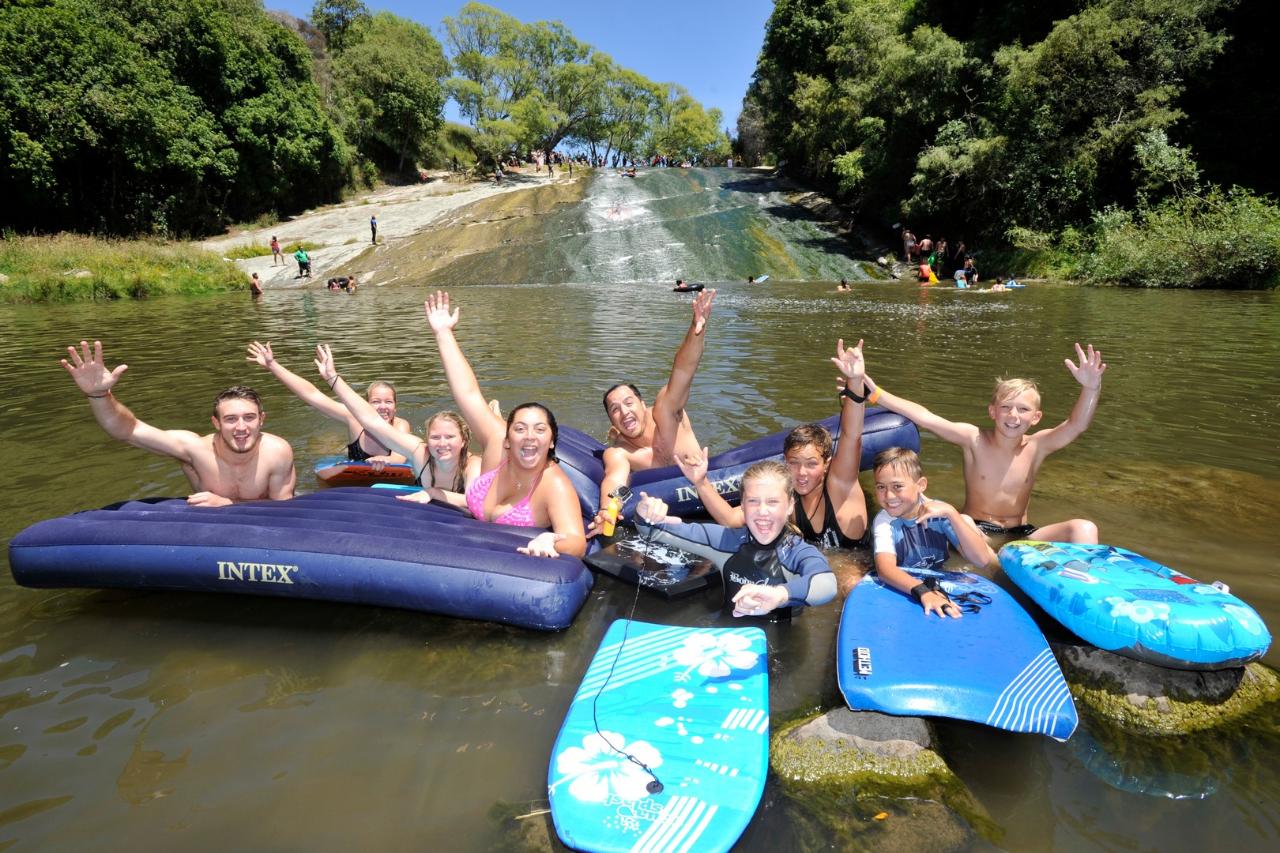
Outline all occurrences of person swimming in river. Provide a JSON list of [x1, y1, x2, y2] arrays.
[[633, 460, 836, 620], [592, 290, 716, 535], [314, 344, 481, 501], [246, 341, 411, 469], [416, 290, 587, 558], [674, 338, 872, 550], [61, 340, 296, 506]]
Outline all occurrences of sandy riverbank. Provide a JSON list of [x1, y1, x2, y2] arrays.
[[202, 169, 588, 289]]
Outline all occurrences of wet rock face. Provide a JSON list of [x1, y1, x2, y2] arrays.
[[1054, 641, 1280, 735]]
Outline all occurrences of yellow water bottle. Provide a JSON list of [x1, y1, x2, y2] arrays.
[[601, 494, 621, 537]]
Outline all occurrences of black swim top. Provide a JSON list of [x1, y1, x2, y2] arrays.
[[793, 484, 869, 549], [346, 429, 390, 462]]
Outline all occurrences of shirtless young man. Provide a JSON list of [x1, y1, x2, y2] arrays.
[[866, 342, 1106, 544], [61, 340, 296, 507], [593, 289, 716, 528]]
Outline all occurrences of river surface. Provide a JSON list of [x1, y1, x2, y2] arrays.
[[1, 169, 1279, 850]]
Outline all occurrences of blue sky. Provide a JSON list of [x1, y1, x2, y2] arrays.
[[270, 0, 775, 130]]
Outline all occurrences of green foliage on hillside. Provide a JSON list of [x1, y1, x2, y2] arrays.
[[744, 0, 1280, 287]]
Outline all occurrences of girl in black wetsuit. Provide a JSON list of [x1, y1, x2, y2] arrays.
[[247, 341, 412, 467], [675, 338, 872, 550]]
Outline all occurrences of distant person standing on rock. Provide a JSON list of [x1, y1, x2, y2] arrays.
[[370, 215, 378, 245], [270, 236, 282, 266], [294, 247, 311, 278]]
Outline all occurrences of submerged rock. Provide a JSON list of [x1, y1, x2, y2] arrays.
[[1055, 641, 1280, 735], [771, 708, 998, 849]]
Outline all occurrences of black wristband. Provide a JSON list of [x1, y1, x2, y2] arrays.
[[909, 577, 944, 602], [85, 392, 110, 399], [840, 383, 869, 404], [327, 374, 340, 389]]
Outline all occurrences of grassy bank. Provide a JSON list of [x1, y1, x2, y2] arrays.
[[1, 234, 244, 302]]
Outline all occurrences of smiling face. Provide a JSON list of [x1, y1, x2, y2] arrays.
[[366, 382, 398, 423], [988, 389, 1043, 438], [741, 473, 793, 545], [426, 415, 466, 465], [506, 405, 555, 470], [784, 442, 829, 498], [873, 463, 927, 519], [604, 384, 647, 440], [211, 398, 264, 455]]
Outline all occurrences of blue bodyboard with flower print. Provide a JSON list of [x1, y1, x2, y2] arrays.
[[548, 619, 768, 853]]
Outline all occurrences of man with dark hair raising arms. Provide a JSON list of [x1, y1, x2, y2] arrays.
[[61, 340, 296, 506], [592, 290, 716, 531]]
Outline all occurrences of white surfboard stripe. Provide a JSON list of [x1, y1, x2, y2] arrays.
[[633, 796, 717, 853], [987, 649, 1056, 730], [986, 649, 1073, 736]]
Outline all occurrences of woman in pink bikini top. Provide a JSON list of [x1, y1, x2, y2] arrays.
[[424, 290, 587, 559]]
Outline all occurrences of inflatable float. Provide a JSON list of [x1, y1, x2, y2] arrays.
[[8, 488, 593, 631], [554, 407, 919, 521], [672, 283, 705, 293], [999, 541, 1271, 670], [313, 454, 417, 487]]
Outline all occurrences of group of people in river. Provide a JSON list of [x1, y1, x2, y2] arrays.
[[60, 288, 1105, 620]]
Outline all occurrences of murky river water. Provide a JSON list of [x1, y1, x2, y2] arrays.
[[1, 170, 1278, 849]]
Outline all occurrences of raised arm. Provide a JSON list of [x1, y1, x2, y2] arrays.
[[864, 357, 979, 447], [61, 340, 202, 462], [313, 344, 421, 460], [661, 288, 715, 411], [828, 338, 867, 490], [424, 291, 505, 450], [675, 446, 744, 527], [247, 341, 349, 423], [1033, 342, 1106, 455]]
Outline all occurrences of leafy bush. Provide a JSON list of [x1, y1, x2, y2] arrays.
[[1081, 187, 1280, 288]]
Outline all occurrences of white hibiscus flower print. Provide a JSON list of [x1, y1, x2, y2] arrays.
[[672, 632, 760, 678], [553, 732, 663, 803], [1105, 597, 1170, 625]]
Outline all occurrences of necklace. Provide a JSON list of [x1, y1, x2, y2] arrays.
[[802, 491, 824, 527]]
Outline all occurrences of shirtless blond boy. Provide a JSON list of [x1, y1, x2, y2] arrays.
[[866, 342, 1106, 544], [593, 289, 716, 528], [62, 340, 296, 506]]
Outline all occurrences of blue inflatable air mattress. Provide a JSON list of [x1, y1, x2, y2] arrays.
[[555, 407, 919, 520], [7, 488, 593, 631]]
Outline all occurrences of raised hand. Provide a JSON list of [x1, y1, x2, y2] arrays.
[[313, 343, 338, 384], [690, 288, 716, 335], [830, 338, 866, 388], [61, 340, 127, 396], [1064, 342, 1106, 389], [913, 498, 959, 527], [634, 491, 674, 525], [675, 446, 711, 486], [424, 290, 460, 334], [246, 341, 275, 369]]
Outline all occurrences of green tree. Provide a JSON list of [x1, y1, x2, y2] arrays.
[[336, 11, 448, 174], [311, 0, 370, 54]]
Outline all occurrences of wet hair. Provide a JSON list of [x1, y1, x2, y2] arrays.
[[365, 380, 397, 404], [424, 410, 472, 493], [873, 447, 924, 481], [991, 377, 1041, 408], [213, 385, 263, 417], [783, 423, 834, 463], [507, 402, 559, 461], [602, 382, 642, 412], [741, 460, 803, 537]]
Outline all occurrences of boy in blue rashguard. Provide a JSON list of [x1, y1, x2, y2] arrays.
[[871, 448, 996, 618], [634, 460, 835, 619]]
